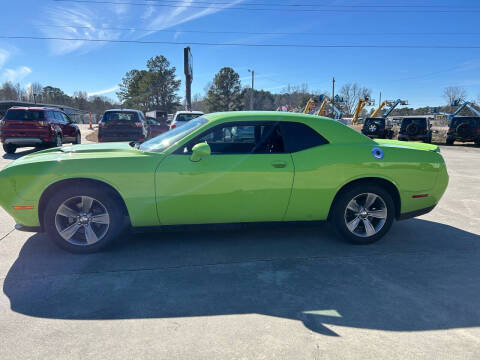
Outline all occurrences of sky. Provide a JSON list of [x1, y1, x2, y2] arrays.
[[1, 0, 480, 108]]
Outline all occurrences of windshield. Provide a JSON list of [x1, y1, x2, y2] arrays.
[[103, 111, 139, 122], [5, 109, 45, 121], [175, 113, 202, 122], [139, 117, 208, 152]]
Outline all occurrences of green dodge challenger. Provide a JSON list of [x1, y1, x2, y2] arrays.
[[0, 112, 448, 253]]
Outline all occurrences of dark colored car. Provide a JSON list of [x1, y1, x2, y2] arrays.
[[0, 106, 81, 154], [98, 109, 148, 143], [361, 117, 394, 139], [446, 117, 480, 146], [146, 116, 169, 138], [398, 117, 432, 143]]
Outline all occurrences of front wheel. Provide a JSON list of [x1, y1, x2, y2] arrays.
[[331, 184, 395, 244], [44, 185, 126, 253], [3, 143, 16, 154]]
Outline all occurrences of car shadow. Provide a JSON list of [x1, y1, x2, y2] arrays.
[[3, 219, 480, 336], [2, 147, 37, 160]]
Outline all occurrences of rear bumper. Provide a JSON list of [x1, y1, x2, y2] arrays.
[[398, 133, 429, 140], [3, 137, 44, 145], [15, 224, 43, 233], [398, 205, 436, 220]]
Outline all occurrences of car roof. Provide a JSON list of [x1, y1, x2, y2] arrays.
[[175, 110, 204, 115], [105, 108, 143, 114], [8, 106, 60, 111]]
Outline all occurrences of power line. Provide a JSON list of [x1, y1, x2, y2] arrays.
[[95, 0, 480, 9], [3, 35, 480, 49], [52, 0, 480, 13], [36, 24, 480, 37]]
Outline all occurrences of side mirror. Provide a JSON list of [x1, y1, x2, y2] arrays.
[[190, 142, 211, 162]]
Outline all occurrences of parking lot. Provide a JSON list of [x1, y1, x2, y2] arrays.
[[0, 133, 479, 359]]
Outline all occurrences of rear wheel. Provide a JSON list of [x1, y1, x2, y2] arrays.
[[44, 184, 127, 253], [73, 132, 81, 144], [3, 144, 17, 154], [446, 137, 455, 146], [331, 184, 395, 245]]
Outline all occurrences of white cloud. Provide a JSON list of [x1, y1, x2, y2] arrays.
[[38, 1, 244, 55], [38, 4, 122, 55], [88, 85, 119, 97], [2, 66, 32, 82], [137, 0, 245, 39], [0, 49, 9, 69], [142, 5, 155, 19]]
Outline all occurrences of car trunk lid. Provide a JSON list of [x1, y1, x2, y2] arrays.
[[375, 139, 440, 153]]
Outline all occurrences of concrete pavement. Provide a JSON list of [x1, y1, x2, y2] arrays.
[[0, 142, 479, 359]]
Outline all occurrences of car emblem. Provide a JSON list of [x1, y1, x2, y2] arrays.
[[371, 147, 384, 160]]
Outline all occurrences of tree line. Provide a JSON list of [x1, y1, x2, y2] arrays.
[[0, 52, 474, 119], [0, 81, 118, 116]]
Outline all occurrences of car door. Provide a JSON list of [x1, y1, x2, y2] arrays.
[[155, 121, 294, 225], [59, 112, 77, 141]]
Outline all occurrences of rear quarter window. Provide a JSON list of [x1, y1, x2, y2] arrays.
[[280, 122, 329, 153]]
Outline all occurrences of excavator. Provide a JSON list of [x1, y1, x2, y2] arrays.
[[352, 97, 375, 125]]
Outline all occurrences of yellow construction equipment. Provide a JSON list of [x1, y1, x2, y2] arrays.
[[371, 99, 408, 118], [303, 98, 316, 114], [352, 97, 375, 125]]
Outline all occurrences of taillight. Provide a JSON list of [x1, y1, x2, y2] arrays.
[[135, 122, 143, 127], [170, 123, 176, 129]]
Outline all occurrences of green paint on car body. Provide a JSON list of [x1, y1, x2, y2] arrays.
[[0, 111, 448, 229]]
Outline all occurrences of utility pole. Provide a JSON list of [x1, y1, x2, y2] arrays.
[[331, 76, 335, 110], [379, 91, 382, 105], [248, 69, 254, 110], [184, 47, 193, 111], [33, 93, 37, 104]]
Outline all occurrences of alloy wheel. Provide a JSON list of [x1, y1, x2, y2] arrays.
[[55, 196, 110, 246], [344, 193, 387, 238]]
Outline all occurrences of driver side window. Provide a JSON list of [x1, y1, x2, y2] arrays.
[[179, 122, 285, 154]]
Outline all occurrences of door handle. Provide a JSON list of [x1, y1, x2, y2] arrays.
[[271, 161, 287, 168]]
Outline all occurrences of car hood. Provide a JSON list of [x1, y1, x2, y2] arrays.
[[4, 142, 146, 169], [375, 139, 440, 153]]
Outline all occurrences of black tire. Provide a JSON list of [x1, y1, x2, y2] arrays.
[[330, 184, 395, 245], [475, 138, 480, 147], [3, 143, 17, 154], [44, 184, 127, 253], [424, 136, 432, 144], [446, 137, 455, 146], [73, 132, 81, 145], [51, 134, 62, 148]]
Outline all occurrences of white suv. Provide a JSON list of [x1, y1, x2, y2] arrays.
[[170, 111, 204, 130]]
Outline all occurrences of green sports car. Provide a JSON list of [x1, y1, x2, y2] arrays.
[[0, 111, 448, 253]]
